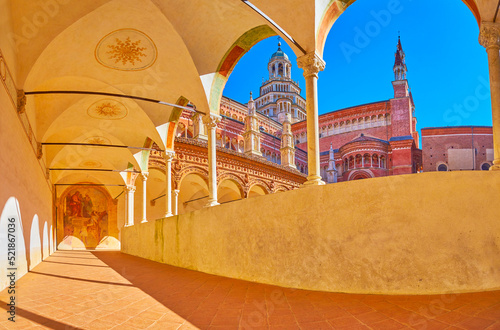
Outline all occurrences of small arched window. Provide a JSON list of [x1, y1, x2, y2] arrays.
[[481, 163, 491, 171], [437, 164, 448, 172]]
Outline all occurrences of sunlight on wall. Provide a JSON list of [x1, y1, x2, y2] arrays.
[[42, 222, 49, 260], [0, 197, 28, 289], [29, 215, 42, 270]]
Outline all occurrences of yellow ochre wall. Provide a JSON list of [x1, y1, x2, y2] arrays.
[[122, 171, 500, 294]]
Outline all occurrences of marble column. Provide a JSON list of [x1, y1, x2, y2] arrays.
[[298, 52, 326, 186], [479, 22, 500, 170], [203, 113, 221, 207], [164, 151, 175, 217], [173, 189, 180, 215], [124, 185, 136, 227], [140, 172, 148, 223]]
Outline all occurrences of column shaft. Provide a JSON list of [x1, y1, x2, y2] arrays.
[[479, 22, 500, 170], [141, 172, 148, 223], [298, 52, 326, 186], [203, 114, 221, 207], [164, 152, 175, 217], [125, 186, 135, 227]]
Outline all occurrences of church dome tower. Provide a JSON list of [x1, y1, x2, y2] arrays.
[[254, 38, 307, 124], [268, 41, 291, 79]]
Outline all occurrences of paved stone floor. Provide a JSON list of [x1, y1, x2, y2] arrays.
[[0, 251, 499, 329]]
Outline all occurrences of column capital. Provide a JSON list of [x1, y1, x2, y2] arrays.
[[479, 22, 500, 50], [202, 113, 221, 129], [164, 150, 175, 161], [297, 52, 326, 78], [141, 171, 149, 181], [173, 189, 180, 196], [124, 185, 136, 193]]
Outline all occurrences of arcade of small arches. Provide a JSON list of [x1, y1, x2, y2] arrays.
[[342, 153, 387, 172], [295, 112, 391, 143]]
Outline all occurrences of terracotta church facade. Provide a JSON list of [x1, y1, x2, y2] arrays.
[[176, 37, 422, 182]]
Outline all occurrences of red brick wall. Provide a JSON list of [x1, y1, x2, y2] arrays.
[[421, 127, 493, 172]]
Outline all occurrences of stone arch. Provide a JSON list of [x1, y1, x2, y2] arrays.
[[29, 215, 42, 270], [348, 169, 374, 181], [178, 172, 210, 215], [177, 166, 209, 187], [248, 184, 269, 198], [217, 177, 245, 204], [0, 197, 28, 289], [248, 180, 272, 195], [315, 0, 480, 56], [209, 25, 276, 114]]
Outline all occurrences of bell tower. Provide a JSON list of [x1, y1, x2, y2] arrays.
[[254, 38, 307, 123]]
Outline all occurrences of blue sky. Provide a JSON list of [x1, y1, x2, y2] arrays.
[[223, 0, 492, 130]]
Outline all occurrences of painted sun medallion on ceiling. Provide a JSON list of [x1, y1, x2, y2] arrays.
[[84, 136, 112, 145], [87, 99, 128, 120], [95, 29, 157, 71], [79, 160, 102, 168]]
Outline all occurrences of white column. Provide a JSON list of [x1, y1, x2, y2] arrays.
[[203, 113, 221, 207], [164, 151, 175, 217], [479, 22, 500, 170], [124, 185, 136, 227], [298, 52, 326, 186], [173, 189, 180, 215], [141, 172, 148, 223]]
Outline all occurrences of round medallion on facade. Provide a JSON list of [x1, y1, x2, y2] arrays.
[[87, 99, 128, 120], [95, 29, 157, 71]]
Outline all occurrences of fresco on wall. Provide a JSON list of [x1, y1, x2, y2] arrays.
[[58, 185, 119, 250]]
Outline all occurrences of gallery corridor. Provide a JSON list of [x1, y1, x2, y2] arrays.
[[1, 250, 499, 329]]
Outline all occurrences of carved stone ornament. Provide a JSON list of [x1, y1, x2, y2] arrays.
[[164, 150, 176, 161], [141, 171, 149, 181], [17, 89, 26, 114], [479, 22, 500, 49], [202, 113, 221, 129], [297, 52, 326, 78], [125, 185, 136, 193]]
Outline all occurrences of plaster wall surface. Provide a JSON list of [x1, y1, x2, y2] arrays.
[[123, 171, 500, 294], [0, 85, 53, 291]]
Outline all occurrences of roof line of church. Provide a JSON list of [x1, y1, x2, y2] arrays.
[[421, 125, 493, 130], [291, 100, 391, 125]]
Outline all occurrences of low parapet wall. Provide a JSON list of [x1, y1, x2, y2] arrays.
[[122, 171, 500, 294]]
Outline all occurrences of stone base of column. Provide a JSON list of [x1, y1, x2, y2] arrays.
[[164, 212, 173, 218], [303, 175, 326, 186], [124, 224, 133, 227], [204, 199, 220, 207], [141, 219, 148, 223]]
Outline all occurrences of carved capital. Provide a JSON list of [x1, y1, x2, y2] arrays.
[[164, 150, 175, 162], [141, 171, 149, 181], [124, 185, 136, 193], [173, 189, 180, 197], [202, 113, 221, 130], [17, 89, 26, 114], [479, 22, 500, 50], [297, 52, 325, 78]]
